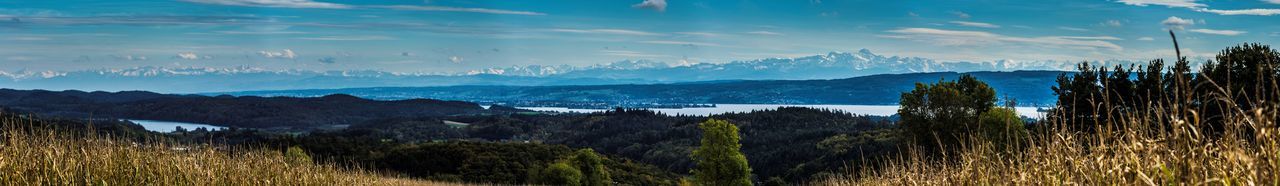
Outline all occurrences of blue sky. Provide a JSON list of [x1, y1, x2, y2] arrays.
[[1, 0, 1278, 73]]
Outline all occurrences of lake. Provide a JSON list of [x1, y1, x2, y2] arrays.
[[517, 104, 1047, 118], [129, 120, 228, 133]]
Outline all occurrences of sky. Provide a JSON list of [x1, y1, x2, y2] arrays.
[[1, 0, 1278, 73]]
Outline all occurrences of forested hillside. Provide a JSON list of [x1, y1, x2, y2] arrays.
[[0, 89, 505, 128]]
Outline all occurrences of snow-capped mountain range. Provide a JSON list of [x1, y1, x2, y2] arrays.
[[461, 49, 1174, 81], [0, 49, 1184, 93]]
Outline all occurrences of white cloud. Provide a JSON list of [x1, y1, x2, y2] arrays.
[[632, 0, 667, 12], [639, 40, 723, 47], [1116, 0, 1280, 16], [1101, 20, 1124, 27], [746, 31, 785, 36], [1189, 29, 1246, 36], [448, 56, 463, 63], [297, 36, 394, 41], [215, 31, 307, 35], [111, 55, 148, 61], [599, 50, 671, 58], [183, 0, 546, 15], [258, 49, 297, 59], [6, 37, 50, 41], [1200, 8, 1280, 16], [370, 5, 546, 16], [1160, 16, 1194, 30], [1137, 37, 1155, 41], [1057, 36, 1124, 40], [883, 27, 1123, 51], [401, 52, 414, 57], [1116, 0, 1205, 8], [949, 11, 971, 19], [1058, 26, 1090, 31], [1268, 0, 1280, 4], [549, 29, 663, 36], [175, 52, 213, 60], [6, 56, 36, 62], [950, 21, 1000, 28], [180, 0, 352, 9], [675, 32, 720, 37]]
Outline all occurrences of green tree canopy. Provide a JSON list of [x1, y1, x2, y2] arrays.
[[531, 162, 583, 186], [571, 149, 612, 186], [691, 119, 752, 186], [977, 107, 1028, 151], [898, 74, 997, 150]]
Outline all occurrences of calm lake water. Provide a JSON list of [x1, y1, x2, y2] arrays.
[[518, 104, 1046, 118], [129, 120, 227, 133]]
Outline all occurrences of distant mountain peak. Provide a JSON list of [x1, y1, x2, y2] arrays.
[[857, 48, 874, 55]]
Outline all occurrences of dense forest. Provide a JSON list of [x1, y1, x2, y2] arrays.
[[2, 104, 900, 184], [0, 89, 505, 129], [154, 107, 899, 184]]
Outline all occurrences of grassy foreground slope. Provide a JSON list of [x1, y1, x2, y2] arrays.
[[825, 43, 1280, 185], [0, 113, 454, 185]]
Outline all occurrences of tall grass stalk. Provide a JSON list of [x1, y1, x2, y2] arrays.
[[0, 114, 460, 185], [823, 72, 1279, 185]]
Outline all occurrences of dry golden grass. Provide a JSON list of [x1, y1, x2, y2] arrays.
[[824, 89, 1280, 185], [0, 116, 461, 186]]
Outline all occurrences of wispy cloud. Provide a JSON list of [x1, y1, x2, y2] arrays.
[[1200, 9, 1280, 16], [175, 52, 213, 60], [675, 32, 720, 37], [1137, 37, 1155, 41], [745, 31, 785, 36], [1189, 28, 1246, 36], [949, 11, 971, 19], [1058, 26, 1090, 31], [215, 31, 307, 35], [180, 0, 352, 9], [950, 21, 1000, 28], [1116, 0, 1280, 16], [1116, 0, 1204, 8], [883, 27, 1123, 51], [550, 28, 664, 36], [632, 0, 668, 12], [1057, 36, 1124, 40], [111, 55, 148, 61], [258, 49, 296, 59], [5, 37, 50, 41], [599, 50, 671, 58], [297, 35, 394, 41], [182, 0, 546, 15], [370, 5, 546, 16], [1101, 20, 1124, 27], [639, 40, 723, 47]]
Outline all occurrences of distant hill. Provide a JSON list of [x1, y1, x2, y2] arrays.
[[219, 71, 1068, 106], [2, 50, 1157, 93], [0, 89, 508, 128]]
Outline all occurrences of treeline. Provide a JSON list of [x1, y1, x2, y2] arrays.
[[0, 90, 501, 128], [1050, 43, 1280, 134]]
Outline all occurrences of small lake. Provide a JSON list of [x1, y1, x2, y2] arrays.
[[518, 104, 1047, 118], [129, 120, 228, 133]]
